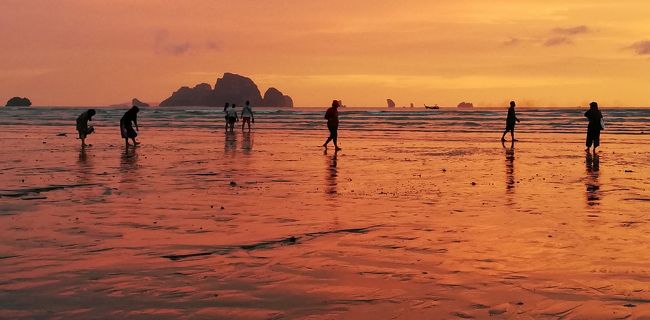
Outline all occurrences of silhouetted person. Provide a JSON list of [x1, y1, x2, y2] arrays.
[[226, 104, 238, 132], [241, 100, 255, 131], [223, 102, 230, 130], [76, 109, 96, 147], [585, 102, 603, 152], [501, 101, 520, 142], [120, 106, 140, 147], [323, 100, 341, 150]]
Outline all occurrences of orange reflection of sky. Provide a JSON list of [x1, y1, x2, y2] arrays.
[[2, 125, 650, 317]]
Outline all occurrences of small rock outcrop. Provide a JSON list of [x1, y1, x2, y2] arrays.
[[262, 87, 293, 108], [160, 72, 293, 107], [387, 99, 396, 108], [6, 97, 31, 107], [159, 83, 214, 107], [132, 98, 150, 107], [457, 102, 474, 109]]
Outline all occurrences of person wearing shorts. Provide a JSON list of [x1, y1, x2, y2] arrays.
[[241, 100, 255, 131], [226, 104, 238, 132]]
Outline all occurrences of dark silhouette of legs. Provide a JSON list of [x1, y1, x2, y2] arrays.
[[586, 130, 599, 152], [324, 126, 340, 150], [502, 128, 516, 141]]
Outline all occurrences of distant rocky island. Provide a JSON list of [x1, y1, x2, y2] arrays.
[[457, 102, 474, 109], [5, 97, 32, 107], [160, 72, 293, 108], [110, 98, 153, 108], [131, 98, 150, 108]]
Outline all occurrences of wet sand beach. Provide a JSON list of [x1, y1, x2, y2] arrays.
[[2, 110, 650, 319]]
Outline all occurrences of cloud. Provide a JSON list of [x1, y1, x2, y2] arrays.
[[154, 30, 193, 55], [544, 37, 573, 47], [206, 41, 222, 51], [541, 25, 591, 47], [552, 25, 590, 35], [502, 37, 521, 46], [628, 40, 650, 55]]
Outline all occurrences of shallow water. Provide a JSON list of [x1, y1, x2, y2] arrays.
[[2, 106, 650, 135], [1, 107, 650, 319]]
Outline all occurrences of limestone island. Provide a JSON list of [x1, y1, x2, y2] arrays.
[[160, 72, 293, 108], [5, 97, 32, 107]]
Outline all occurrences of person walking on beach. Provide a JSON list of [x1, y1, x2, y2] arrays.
[[120, 106, 140, 147], [226, 103, 238, 132], [241, 100, 255, 131], [501, 101, 520, 142], [223, 102, 230, 131], [76, 109, 96, 147], [585, 101, 604, 152], [323, 100, 341, 151]]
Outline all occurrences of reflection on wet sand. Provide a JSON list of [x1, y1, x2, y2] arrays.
[[242, 132, 253, 154], [77, 146, 93, 184], [503, 141, 515, 194], [224, 131, 237, 154], [119, 147, 139, 184], [585, 151, 600, 206], [325, 149, 338, 196], [5, 126, 650, 319]]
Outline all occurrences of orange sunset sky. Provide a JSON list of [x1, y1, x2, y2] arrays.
[[2, 0, 650, 107]]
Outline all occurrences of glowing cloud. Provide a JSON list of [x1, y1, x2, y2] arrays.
[[628, 41, 650, 55]]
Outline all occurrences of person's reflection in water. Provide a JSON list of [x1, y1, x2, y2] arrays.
[[242, 132, 253, 155], [119, 147, 139, 183], [224, 131, 237, 154], [502, 140, 515, 194], [79, 146, 89, 165], [325, 149, 338, 196], [585, 151, 601, 206], [77, 146, 93, 184]]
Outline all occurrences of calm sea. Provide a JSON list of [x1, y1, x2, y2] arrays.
[[1, 106, 649, 135]]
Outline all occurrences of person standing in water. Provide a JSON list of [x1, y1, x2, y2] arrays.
[[226, 104, 238, 132], [585, 101, 604, 152], [323, 100, 341, 151], [501, 101, 521, 142], [222, 102, 230, 131], [241, 100, 255, 131], [120, 106, 140, 147], [76, 109, 96, 147]]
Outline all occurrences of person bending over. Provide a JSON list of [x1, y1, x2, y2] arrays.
[[120, 106, 140, 147], [76, 109, 96, 147]]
